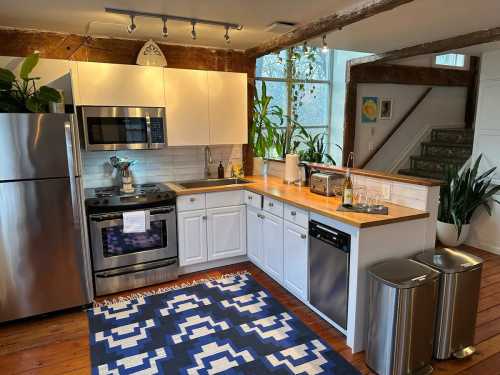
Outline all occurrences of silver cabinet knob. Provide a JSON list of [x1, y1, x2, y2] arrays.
[[290, 211, 297, 216], [248, 195, 253, 200], [190, 197, 196, 202], [300, 234, 307, 239], [268, 202, 274, 207], [202, 215, 207, 220]]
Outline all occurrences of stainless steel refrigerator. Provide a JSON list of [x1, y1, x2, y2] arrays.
[[0, 113, 93, 323]]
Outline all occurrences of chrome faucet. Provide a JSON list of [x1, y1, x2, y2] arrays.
[[204, 146, 213, 178]]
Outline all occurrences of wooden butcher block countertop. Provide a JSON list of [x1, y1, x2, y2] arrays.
[[168, 175, 430, 228]]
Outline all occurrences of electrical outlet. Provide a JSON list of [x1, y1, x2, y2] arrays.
[[382, 184, 391, 200], [368, 142, 374, 152]]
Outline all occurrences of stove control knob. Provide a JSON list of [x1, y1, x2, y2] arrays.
[[103, 199, 109, 204]]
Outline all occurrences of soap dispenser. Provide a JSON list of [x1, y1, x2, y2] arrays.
[[217, 161, 224, 179]]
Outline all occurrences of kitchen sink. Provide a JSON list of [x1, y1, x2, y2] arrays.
[[177, 178, 252, 189]]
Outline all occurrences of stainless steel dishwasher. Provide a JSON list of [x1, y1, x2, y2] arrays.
[[309, 220, 351, 330]]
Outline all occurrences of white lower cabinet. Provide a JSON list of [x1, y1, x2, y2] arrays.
[[283, 221, 308, 300], [262, 212, 284, 283], [247, 206, 264, 267], [207, 205, 246, 261], [178, 209, 208, 266]]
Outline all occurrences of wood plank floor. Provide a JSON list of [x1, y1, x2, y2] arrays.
[[1, 245, 499, 374]]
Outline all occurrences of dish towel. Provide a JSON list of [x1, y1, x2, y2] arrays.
[[122, 210, 150, 233]]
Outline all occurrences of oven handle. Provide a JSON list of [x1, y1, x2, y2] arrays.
[[95, 259, 177, 278], [90, 207, 174, 222]]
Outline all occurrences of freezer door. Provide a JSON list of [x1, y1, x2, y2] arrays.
[[0, 178, 93, 322], [0, 113, 77, 180]]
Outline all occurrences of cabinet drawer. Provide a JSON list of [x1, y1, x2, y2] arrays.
[[206, 190, 244, 209], [244, 191, 262, 209], [177, 194, 206, 212], [284, 204, 309, 228], [263, 196, 284, 217]]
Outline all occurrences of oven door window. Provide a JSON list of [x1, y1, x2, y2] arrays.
[[86, 117, 148, 145], [101, 220, 167, 257]]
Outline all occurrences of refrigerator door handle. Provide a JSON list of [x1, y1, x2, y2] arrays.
[[64, 121, 80, 226], [65, 116, 81, 177]]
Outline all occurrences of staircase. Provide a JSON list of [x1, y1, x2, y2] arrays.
[[399, 128, 474, 180]]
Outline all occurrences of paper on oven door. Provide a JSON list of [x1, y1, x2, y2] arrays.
[[122, 210, 151, 233]]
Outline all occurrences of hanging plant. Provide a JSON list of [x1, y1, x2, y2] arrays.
[[0, 52, 62, 113]]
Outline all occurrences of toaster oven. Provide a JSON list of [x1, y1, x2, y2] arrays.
[[310, 172, 345, 196]]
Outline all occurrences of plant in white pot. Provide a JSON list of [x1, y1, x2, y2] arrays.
[[250, 81, 283, 175], [437, 155, 500, 247]]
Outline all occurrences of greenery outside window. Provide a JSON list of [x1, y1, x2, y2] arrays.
[[255, 46, 332, 159]]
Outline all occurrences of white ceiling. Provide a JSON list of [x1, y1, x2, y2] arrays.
[[0, 0, 499, 53]]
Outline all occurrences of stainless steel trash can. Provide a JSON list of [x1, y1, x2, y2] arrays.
[[414, 248, 483, 360], [366, 259, 440, 375]]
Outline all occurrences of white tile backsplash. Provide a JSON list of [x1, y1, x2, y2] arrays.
[[82, 145, 243, 188]]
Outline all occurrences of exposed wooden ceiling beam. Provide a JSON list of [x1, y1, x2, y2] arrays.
[[350, 26, 500, 65], [245, 0, 416, 58]]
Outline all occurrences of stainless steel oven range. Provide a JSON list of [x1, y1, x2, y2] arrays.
[[85, 183, 178, 296]]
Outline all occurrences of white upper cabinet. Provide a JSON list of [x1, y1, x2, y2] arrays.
[[73, 61, 165, 107], [207, 71, 248, 145], [164, 68, 210, 146]]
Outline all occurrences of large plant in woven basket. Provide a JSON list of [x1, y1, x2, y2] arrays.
[[437, 154, 500, 246]]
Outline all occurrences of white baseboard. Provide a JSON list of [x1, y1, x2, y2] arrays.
[[179, 255, 249, 275], [465, 238, 500, 255]]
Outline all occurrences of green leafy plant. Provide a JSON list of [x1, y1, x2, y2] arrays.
[[274, 118, 301, 159], [438, 154, 500, 238], [296, 126, 337, 165], [251, 81, 283, 158], [0, 52, 61, 113]]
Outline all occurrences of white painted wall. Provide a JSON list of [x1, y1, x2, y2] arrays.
[[466, 49, 500, 254], [354, 84, 467, 170]]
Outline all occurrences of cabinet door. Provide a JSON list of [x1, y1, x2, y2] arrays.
[[263, 212, 284, 283], [178, 210, 207, 266], [247, 206, 263, 267], [284, 221, 308, 300], [207, 205, 246, 261], [207, 71, 248, 145], [75, 62, 164, 107], [164, 68, 210, 146]]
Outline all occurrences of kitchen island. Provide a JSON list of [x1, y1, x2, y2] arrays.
[[169, 173, 440, 353]]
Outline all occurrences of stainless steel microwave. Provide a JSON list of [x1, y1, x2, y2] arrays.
[[78, 106, 166, 151]]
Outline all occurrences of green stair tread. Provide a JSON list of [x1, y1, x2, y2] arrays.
[[421, 141, 473, 148], [410, 155, 469, 164], [398, 168, 445, 180]]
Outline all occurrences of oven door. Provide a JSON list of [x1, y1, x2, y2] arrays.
[[89, 206, 177, 271], [80, 106, 165, 151]]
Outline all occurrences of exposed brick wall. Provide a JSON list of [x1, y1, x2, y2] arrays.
[[0, 27, 256, 173]]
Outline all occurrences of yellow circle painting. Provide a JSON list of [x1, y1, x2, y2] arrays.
[[362, 97, 378, 122]]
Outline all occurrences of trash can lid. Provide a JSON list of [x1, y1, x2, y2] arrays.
[[368, 258, 440, 289], [414, 248, 483, 274]]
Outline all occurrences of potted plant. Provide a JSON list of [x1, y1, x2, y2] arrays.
[[0, 52, 62, 112], [250, 81, 283, 175], [296, 126, 337, 165], [437, 154, 500, 246]]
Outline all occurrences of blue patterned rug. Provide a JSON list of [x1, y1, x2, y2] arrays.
[[87, 273, 361, 374]]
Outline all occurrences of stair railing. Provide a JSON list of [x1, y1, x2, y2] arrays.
[[359, 87, 433, 169]]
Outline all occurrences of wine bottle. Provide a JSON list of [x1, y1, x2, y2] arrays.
[[342, 169, 353, 208]]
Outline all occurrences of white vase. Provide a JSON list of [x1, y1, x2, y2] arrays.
[[436, 221, 470, 247], [253, 157, 264, 176]]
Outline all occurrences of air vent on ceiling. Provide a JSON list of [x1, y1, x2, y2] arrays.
[[265, 21, 297, 34]]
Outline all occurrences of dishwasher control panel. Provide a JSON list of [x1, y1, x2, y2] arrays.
[[309, 220, 350, 252]]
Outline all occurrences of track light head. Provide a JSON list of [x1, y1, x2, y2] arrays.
[[127, 15, 136, 34], [224, 25, 230, 44], [162, 17, 168, 38], [191, 21, 197, 40], [321, 34, 328, 53]]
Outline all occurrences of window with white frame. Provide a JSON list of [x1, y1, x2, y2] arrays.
[[434, 53, 468, 69], [255, 46, 332, 160]]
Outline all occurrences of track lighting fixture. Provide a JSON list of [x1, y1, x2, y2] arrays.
[[105, 8, 243, 45], [224, 25, 230, 44], [191, 21, 197, 40], [322, 34, 328, 53], [127, 15, 136, 34], [162, 17, 168, 38]]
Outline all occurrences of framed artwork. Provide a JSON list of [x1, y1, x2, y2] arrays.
[[379, 98, 393, 120], [361, 97, 379, 123]]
